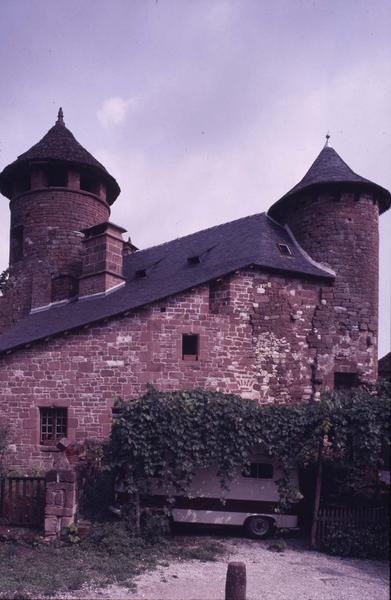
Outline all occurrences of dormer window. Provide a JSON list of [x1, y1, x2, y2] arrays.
[[187, 255, 200, 265], [135, 268, 147, 279], [278, 243, 292, 257]]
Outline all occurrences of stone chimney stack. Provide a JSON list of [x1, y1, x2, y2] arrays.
[[79, 222, 127, 297]]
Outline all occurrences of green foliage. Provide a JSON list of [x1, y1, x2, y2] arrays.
[[0, 268, 10, 295], [61, 523, 81, 544], [322, 521, 390, 559], [0, 525, 226, 598], [109, 384, 390, 511]]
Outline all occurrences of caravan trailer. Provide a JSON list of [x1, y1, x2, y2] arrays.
[[141, 457, 300, 538]]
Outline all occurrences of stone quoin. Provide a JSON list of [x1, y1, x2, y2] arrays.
[[0, 110, 390, 470]]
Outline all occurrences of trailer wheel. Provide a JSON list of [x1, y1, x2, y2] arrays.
[[244, 516, 274, 539]]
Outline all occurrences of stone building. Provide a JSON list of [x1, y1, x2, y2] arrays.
[[0, 110, 389, 471]]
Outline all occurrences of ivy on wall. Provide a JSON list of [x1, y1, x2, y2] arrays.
[[0, 269, 9, 296], [109, 383, 390, 509]]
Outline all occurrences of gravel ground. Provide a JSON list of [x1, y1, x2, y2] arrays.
[[65, 536, 389, 600]]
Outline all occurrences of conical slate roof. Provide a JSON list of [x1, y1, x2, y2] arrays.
[[0, 109, 120, 204], [269, 144, 390, 216]]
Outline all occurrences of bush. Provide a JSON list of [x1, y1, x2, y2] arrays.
[[322, 522, 390, 559]]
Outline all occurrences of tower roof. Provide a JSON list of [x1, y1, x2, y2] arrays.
[[0, 109, 120, 204], [269, 144, 391, 217]]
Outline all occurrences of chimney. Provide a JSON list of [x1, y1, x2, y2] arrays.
[[79, 222, 127, 297]]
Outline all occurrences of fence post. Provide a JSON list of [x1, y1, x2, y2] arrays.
[[225, 562, 246, 600]]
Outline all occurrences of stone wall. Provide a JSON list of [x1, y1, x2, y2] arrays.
[[44, 469, 77, 539], [280, 191, 379, 386], [1, 187, 110, 328], [0, 268, 337, 471]]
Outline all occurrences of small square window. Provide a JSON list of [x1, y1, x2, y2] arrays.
[[40, 407, 67, 445], [135, 269, 147, 278], [187, 255, 200, 265], [278, 243, 292, 257], [334, 372, 359, 390], [242, 463, 274, 479], [182, 334, 199, 361]]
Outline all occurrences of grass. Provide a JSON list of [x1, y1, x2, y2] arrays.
[[0, 522, 227, 599]]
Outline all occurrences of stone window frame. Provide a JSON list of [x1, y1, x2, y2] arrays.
[[176, 328, 205, 364], [39, 407, 68, 446]]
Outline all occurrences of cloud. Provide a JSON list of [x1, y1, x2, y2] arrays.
[[96, 96, 135, 128]]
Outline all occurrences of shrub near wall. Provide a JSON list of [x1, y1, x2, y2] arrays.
[[322, 521, 390, 559], [108, 384, 390, 527]]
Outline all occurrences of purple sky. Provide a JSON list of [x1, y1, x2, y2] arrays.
[[0, 0, 390, 355]]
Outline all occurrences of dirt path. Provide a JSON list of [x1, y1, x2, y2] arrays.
[[67, 537, 389, 600]]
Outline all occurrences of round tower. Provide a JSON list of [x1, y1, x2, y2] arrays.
[[268, 139, 391, 387], [0, 108, 120, 324]]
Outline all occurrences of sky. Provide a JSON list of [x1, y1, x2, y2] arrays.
[[0, 0, 390, 355]]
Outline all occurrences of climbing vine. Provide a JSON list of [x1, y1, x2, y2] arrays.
[[0, 268, 9, 296], [109, 382, 390, 511]]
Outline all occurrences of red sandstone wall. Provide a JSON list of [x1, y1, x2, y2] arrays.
[[1, 188, 110, 326], [0, 269, 326, 471], [279, 191, 379, 386]]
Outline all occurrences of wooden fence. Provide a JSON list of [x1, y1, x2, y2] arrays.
[[0, 476, 46, 528], [315, 505, 388, 547]]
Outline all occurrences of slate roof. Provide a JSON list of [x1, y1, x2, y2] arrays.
[[0, 111, 120, 204], [0, 212, 334, 354], [378, 352, 391, 379], [269, 145, 391, 217]]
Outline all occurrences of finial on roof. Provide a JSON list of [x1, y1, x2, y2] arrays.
[[56, 107, 65, 126], [324, 132, 331, 147]]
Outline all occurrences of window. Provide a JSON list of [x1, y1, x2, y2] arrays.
[[242, 463, 274, 479], [334, 372, 359, 390], [80, 172, 100, 195], [47, 165, 67, 187], [187, 255, 200, 265], [278, 243, 292, 257], [182, 334, 199, 361], [10, 226, 24, 262], [135, 268, 147, 278], [40, 408, 67, 445], [51, 274, 78, 302]]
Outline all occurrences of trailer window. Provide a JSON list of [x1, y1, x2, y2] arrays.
[[242, 463, 274, 479]]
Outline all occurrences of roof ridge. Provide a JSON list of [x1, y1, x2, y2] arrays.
[[133, 211, 267, 256]]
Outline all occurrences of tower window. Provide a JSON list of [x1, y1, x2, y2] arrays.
[[10, 226, 24, 262], [278, 243, 292, 257], [334, 372, 359, 390], [47, 165, 67, 187], [51, 274, 78, 302], [80, 172, 100, 195], [40, 407, 67, 445], [182, 334, 199, 361], [135, 269, 147, 279], [13, 174, 30, 195]]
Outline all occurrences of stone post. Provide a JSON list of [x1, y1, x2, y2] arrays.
[[44, 469, 78, 540]]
